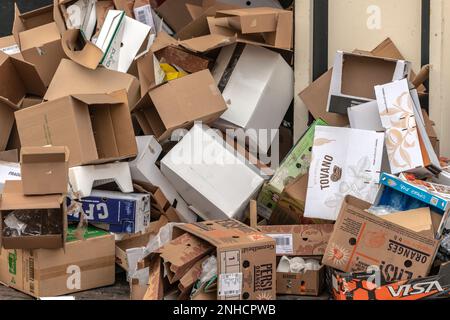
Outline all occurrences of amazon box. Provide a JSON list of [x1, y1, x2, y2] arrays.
[[0, 52, 46, 151], [0, 180, 66, 250], [0, 225, 115, 298], [327, 51, 410, 115], [322, 195, 440, 282], [132, 70, 227, 142], [161, 124, 264, 221], [20, 146, 69, 195], [211, 43, 293, 153], [45, 59, 141, 110], [15, 90, 137, 167], [13, 4, 66, 86], [140, 220, 276, 300]]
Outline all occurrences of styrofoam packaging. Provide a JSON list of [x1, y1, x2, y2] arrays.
[[69, 162, 133, 198], [304, 126, 384, 221], [161, 124, 265, 221], [212, 44, 294, 154], [68, 190, 150, 234], [129, 136, 197, 223]]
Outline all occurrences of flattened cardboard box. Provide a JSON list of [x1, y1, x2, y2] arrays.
[[0, 225, 115, 298], [20, 146, 69, 195], [258, 224, 334, 256], [322, 195, 440, 282], [15, 90, 137, 167], [45, 59, 141, 110], [132, 69, 227, 142], [0, 181, 67, 250]]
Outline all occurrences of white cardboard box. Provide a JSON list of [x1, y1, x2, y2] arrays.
[[304, 126, 384, 221], [212, 44, 294, 153], [327, 51, 410, 115], [69, 162, 133, 198], [375, 79, 440, 177], [0, 161, 21, 192], [160, 124, 265, 221], [129, 136, 197, 223]]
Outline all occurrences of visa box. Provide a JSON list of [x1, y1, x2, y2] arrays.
[[67, 190, 151, 234]]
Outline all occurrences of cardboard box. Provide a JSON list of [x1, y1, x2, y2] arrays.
[[0, 35, 22, 60], [129, 136, 196, 223], [277, 260, 325, 296], [375, 79, 441, 177], [330, 262, 450, 300], [0, 181, 66, 250], [211, 43, 293, 153], [15, 90, 137, 167], [161, 124, 265, 221], [67, 190, 151, 234], [69, 161, 133, 198], [141, 219, 277, 300], [348, 101, 384, 132], [58, 0, 97, 40], [327, 51, 410, 115], [304, 126, 384, 221], [422, 109, 440, 156], [322, 195, 440, 281], [154, 42, 212, 74], [45, 59, 141, 111], [208, 7, 293, 50], [0, 161, 21, 192], [258, 119, 326, 213], [0, 225, 115, 298], [298, 38, 418, 127], [132, 69, 227, 142], [377, 172, 450, 237], [155, 0, 202, 33], [13, 5, 66, 86], [20, 146, 69, 196], [0, 52, 46, 151], [258, 224, 334, 256]]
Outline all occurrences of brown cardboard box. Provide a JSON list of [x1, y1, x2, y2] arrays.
[[276, 263, 324, 297], [15, 90, 137, 167], [422, 109, 440, 157], [156, 46, 212, 74], [155, 0, 204, 32], [0, 225, 115, 298], [139, 219, 276, 300], [258, 224, 333, 257], [299, 38, 422, 127], [13, 5, 66, 86], [20, 146, 69, 195], [45, 59, 141, 110], [208, 8, 293, 50], [322, 195, 440, 282], [132, 69, 227, 141], [0, 52, 46, 152], [0, 35, 23, 60], [0, 180, 67, 250]]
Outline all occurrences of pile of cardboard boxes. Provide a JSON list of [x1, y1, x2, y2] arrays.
[[0, 0, 449, 301]]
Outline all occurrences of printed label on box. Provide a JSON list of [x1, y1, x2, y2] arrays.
[[0, 45, 20, 55], [218, 273, 242, 297], [267, 234, 293, 255]]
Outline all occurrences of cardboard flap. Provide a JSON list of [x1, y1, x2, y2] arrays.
[[12, 4, 25, 45], [61, 29, 104, 70], [179, 34, 236, 53], [150, 31, 178, 53], [381, 208, 434, 237], [21, 146, 68, 163], [10, 56, 46, 97], [0, 181, 64, 210], [71, 90, 128, 106], [215, 8, 281, 34]]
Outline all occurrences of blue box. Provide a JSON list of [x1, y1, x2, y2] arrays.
[[67, 190, 151, 234]]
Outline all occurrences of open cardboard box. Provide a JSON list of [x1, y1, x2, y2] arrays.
[[161, 124, 265, 221], [20, 146, 69, 196], [129, 136, 196, 223], [13, 4, 66, 86], [0, 180, 67, 250], [45, 59, 141, 110], [15, 90, 138, 167], [322, 194, 442, 282], [327, 51, 410, 115], [211, 43, 293, 154], [0, 224, 115, 298], [132, 69, 227, 142], [0, 52, 46, 152], [136, 219, 276, 300]]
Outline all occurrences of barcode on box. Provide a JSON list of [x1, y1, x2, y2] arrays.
[[218, 273, 242, 297], [134, 5, 155, 28], [267, 234, 293, 255]]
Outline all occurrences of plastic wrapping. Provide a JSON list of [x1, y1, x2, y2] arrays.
[[191, 256, 217, 298], [367, 205, 399, 216], [3, 209, 62, 237]]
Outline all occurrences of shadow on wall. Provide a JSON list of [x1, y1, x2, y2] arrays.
[[0, 0, 53, 37]]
